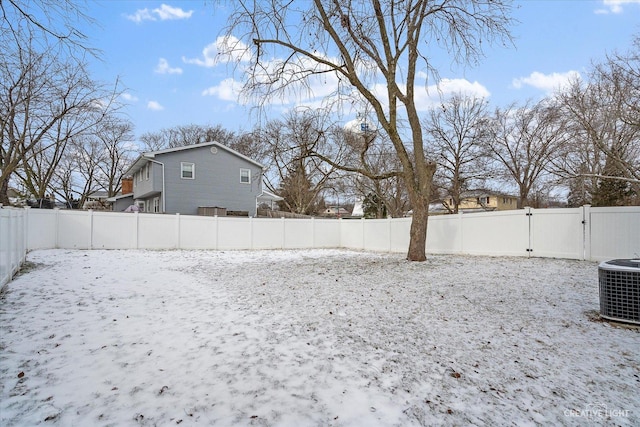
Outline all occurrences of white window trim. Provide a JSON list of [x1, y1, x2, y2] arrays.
[[181, 162, 195, 180], [240, 168, 251, 184]]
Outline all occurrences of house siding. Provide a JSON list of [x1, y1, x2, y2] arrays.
[[133, 163, 162, 199], [157, 145, 261, 216]]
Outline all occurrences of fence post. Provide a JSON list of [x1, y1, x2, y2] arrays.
[[311, 217, 315, 248], [388, 216, 392, 252], [176, 213, 181, 249], [525, 206, 533, 257], [55, 207, 60, 249], [88, 210, 94, 250], [281, 216, 286, 249], [458, 212, 464, 254], [214, 215, 219, 250], [134, 211, 140, 249], [582, 204, 591, 261], [24, 206, 30, 252], [250, 216, 254, 250]]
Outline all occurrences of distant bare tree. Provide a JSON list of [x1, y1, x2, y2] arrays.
[[261, 109, 338, 215], [424, 94, 493, 213], [1, 41, 121, 204], [0, 0, 122, 205], [554, 37, 640, 206], [223, 0, 513, 260], [486, 100, 564, 208], [334, 124, 409, 217], [0, 0, 94, 53], [139, 124, 236, 152], [228, 130, 269, 164]]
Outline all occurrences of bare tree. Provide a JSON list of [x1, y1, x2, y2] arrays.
[[0, 0, 94, 54], [261, 109, 337, 215], [335, 123, 409, 217], [223, 0, 512, 260], [424, 94, 492, 213], [486, 100, 564, 209], [139, 124, 236, 152], [554, 43, 640, 206], [228, 129, 269, 163], [0, 0, 121, 205]]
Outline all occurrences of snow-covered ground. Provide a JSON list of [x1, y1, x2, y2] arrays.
[[1, 249, 638, 426]]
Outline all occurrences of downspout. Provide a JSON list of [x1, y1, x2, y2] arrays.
[[147, 158, 166, 213]]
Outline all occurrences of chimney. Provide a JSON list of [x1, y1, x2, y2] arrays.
[[122, 177, 133, 194]]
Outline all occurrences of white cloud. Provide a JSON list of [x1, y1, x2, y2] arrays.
[[126, 4, 193, 23], [202, 78, 244, 101], [434, 78, 490, 98], [595, 0, 640, 14], [147, 101, 164, 111], [153, 4, 193, 20], [121, 93, 139, 102], [183, 36, 251, 68], [512, 70, 580, 93], [155, 58, 183, 75]]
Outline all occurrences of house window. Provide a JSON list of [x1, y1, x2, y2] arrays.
[[136, 201, 145, 212], [240, 168, 251, 184], [181, 162, 195, 179], [152, 197, 160, 213], [145, 164, 150, 180]]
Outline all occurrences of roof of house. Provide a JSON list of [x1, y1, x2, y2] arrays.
[[257, 190, 284, 203], [106, 193, 134, 203], [124, 141, 264, 176], [459, 189, 517, 199]]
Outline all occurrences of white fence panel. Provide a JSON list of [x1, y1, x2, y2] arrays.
[[530, 208, 584, 260], [283, 218, 315, 248], [216, 217, 253, 250], [390, 218, 411, 253], [341, 219, 365, 250], [0, 208, 27, 287], [362, 219, 395, 252], [427, 214, 463, 254], [139, 214, 178, 249], [26, 208, 58, 249], [0, 208, 9, 286], [461, 210, 529, 256], [58, 210, 92, 249], [312, 219, 341, 248], [179, 215, 218, 249], [92, 211, 138, 249], [252, 218, 285, 249], [589, 206, 640, 261]]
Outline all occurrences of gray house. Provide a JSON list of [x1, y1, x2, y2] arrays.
[[115, 141, 264, 216]]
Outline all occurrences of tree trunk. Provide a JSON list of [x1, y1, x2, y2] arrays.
[[406, 163, 436, 261], [407, 199, 429, 261], [0, 176, 9, 206]]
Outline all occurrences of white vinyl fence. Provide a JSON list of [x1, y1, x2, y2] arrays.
[[17, 205, 640, 262], [0, 207, 27, 287], [1, 205, 638, 287]]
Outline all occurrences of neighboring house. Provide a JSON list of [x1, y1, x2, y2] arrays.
[[443, 189, 518, 213], [256, 189, 284, 210], [115, 141, 264, 216], [84, 191, 111, 210], [323, 206, 350, 217]]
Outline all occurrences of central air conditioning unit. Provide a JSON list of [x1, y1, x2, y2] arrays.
[[598, 259, 640, 325]]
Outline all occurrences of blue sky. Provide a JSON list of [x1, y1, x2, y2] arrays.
[[81, 1, 640, 140]]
